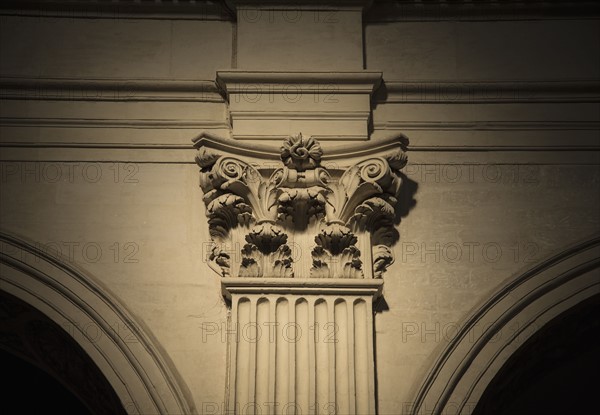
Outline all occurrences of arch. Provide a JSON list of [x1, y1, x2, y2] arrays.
[[409, 235, 600, 415], [0, 231, 195, 415]]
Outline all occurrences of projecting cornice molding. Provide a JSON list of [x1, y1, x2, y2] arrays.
[[0, 77, 222, 102], [193, 131, 407, 280], [225, 0, 374, 12], [378, 80, 600, 104], [3, 1, 597, 20]]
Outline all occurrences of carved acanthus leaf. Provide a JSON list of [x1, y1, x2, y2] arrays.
[[239, 244, 261, 278], [314, 223, 358, 255], [206, 194, 253, 239], [240, 243, 294, 278], [349, 196, 396, 232], [310, 246, 330, 278], [245, 222, 288, 253], [310, 245, 363, 278], [276, 187, 329, 223], [373, 245, 394, 279]]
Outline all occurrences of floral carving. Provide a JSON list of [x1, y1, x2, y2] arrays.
[[280, 133, 323, 171]]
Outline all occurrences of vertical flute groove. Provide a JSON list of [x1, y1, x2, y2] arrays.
[[315, 299, 329, 415], [354, 299, 369, 415], [335, 299, 349, 415], [255, 298, 270, 413], [347, 301, 356, 415], [275, 299, 289, 415], [296, 299, 310, 414], [236, 298, 251, 414]]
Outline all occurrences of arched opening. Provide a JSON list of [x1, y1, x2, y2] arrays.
[[409, 236, 600, 415], [0, 290, 125, 414], [0, 231, 194, 415], [473, 294, 599, 415]]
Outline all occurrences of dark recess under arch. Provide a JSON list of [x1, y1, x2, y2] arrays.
[[474, 294, 600, 415], [0, 289, 127, 415]]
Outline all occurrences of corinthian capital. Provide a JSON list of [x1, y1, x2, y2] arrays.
[[193, 131, 408, 279]]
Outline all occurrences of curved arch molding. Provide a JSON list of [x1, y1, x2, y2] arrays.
[[0, 231, 195, 415], [409, 235, 600, 415]]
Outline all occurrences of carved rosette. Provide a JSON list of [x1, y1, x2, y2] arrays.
[[195, 132, 407, 279]]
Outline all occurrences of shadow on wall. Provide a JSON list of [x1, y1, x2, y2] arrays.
[[374, 168, 418, 315]]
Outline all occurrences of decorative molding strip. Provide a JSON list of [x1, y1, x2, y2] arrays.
[[0, 117, 229, 129], [373, 121, 600, 131], [366, 0, 600, 22], [0, 142, 194, 149], [406, 145, 600, 152], [221, 277, 384, 299], [0, 0, 234, 20], [0, 77, 223, 102], [378, 81, 600, 104]]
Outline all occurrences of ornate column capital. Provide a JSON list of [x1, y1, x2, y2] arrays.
[[193, 132, 408, 280]]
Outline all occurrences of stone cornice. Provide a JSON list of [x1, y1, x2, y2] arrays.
[[3, 1, 597, 21], [0, 0, 233, 20], [217, 70, 383, 95], [378, 80, 600, 104], [0, 77, 222, 102]]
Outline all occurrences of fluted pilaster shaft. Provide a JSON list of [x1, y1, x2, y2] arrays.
[[222, 278, 382, 415]]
